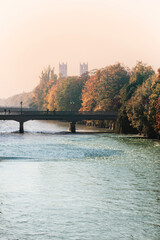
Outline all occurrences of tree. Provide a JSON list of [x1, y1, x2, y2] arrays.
[[155, 96, 160, 135], [30, 66, 57, 110], [81, 63, 130, 112], [126, 76, 155, 137], [53, 74, 88, 111], [149, 68, 160, 135], [126, 61, 154, 100], [116, 62, 155, 135]]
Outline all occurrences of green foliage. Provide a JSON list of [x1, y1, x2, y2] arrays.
[[116, 62, 156, 137], [126, 76, 155, 137], [53, 75, 87, 111], [125, 61, 154, 100], [115, 106, 137, 134]]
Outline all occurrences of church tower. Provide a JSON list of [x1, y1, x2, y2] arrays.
[[59, 63, 67, 78], [80, 63, 88, 75]]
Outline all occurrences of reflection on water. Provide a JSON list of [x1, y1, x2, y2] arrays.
[[0, 120, 160, 240]]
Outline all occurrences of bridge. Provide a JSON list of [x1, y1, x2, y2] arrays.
[[0, 108, 118, 133]]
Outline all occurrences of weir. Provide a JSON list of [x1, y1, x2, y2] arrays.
[[0, 110, 118, 133]]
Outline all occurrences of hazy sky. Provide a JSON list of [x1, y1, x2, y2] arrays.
[[0, 0, 160, 98]]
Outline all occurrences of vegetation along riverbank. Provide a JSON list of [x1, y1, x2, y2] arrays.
[[28, 61, 159, 139], [2, 61, 159, 139]]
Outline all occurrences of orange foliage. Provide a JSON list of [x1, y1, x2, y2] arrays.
[[81, 64, 130, 112]]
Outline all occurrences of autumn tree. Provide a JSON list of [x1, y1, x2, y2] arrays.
[[116, 62, 155, 135], [30, 66, 57, 110], [81, 63, 130, 112], [125, 61, 154, 100], [149, 68, 160, 136], [53, 74, 88, 111], [155, 96, 160, 136], [126, 76, 155, 137]]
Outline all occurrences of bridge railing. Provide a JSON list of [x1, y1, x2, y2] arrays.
[[0, 110, 118, 116]]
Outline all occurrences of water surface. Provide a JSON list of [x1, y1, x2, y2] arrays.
[[0, 120, 160, 240]]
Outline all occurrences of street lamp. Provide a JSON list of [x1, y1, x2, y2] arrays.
[[20, 101, 23, 115], [70, 101, 75, 111]]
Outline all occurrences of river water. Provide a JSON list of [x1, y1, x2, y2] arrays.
[[0, 120, 160, 240]]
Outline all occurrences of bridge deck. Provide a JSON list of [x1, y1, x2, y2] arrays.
[[0, 110, 118, 133], [0, 111, 118, 122]]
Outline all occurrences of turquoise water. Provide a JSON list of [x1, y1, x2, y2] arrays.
[[0, 120, 160, 240]]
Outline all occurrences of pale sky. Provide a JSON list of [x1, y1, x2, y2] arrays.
[[0, 0, 160, 98]]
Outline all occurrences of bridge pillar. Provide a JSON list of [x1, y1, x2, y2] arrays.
[[69, 122, 76, 133], [19, 121, 24, 133], [112, 121, 115, 130]]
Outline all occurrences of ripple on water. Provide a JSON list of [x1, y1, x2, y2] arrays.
[[0, 121, 160, 240]]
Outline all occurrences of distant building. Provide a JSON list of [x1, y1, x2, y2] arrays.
[[59, 63, 67, 78], [80, 63, 88, 75], [47, 66, 54, 80]]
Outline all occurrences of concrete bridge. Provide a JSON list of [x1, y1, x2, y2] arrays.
[[0, 109, 118, 133]]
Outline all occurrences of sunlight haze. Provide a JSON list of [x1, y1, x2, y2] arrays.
[[0, 0, 159, 98]]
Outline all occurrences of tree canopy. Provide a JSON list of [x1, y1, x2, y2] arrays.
[[30, 63, 160, 138], [80, 63, 130, 111]]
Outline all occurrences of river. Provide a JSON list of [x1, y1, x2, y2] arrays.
[[0, 120, 160, 240]]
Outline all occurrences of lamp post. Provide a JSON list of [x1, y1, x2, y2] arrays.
[[20, 101, 23, 115], [70, 101, 75, 111]]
